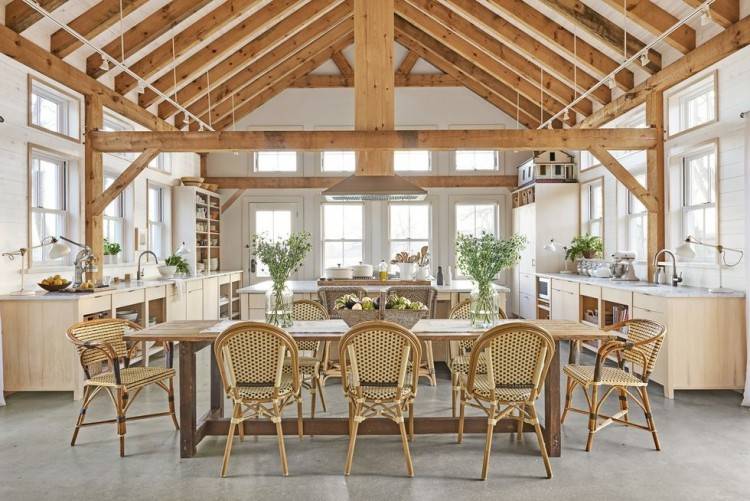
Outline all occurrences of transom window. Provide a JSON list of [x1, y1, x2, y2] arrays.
[[147, 184, 167, 259], [29, 78, 79, 140], [681, 147, 717, 261], [322, 203, 363, 269], [668, 73, 716, 136], [455, 150, 498, 171], [389, 204, 430, 259], [103, 173, 125, 250], [394, 150, 430, 171], [255, 151, 297, 172], [321, 151, 355, 172], [581, 179, 604, 238], [455, 203, 497, 237], [30, 150, 69, 264]]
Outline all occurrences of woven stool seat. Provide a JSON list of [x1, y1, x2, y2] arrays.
[[88, 366, 175, 389]]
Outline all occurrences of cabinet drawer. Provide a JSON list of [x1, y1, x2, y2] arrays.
[[551, 279, 578, 294], [218, 274, 230, 285], [79, 295, 111, 316], [633, 293, 666, 313], [248, 294, 265, 309], [231, 272, 243, 283], [519, 273, 535, 295], [519, 293, 535, 320], [602, 287, 632, 307], [186, 279, 202, 292], [145, 286, 166, 301], [112, 289, 145, 309], [580, 284, 600, 299]]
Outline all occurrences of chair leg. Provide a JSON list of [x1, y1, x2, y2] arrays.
[[480, 406, 496, 481], [310, 380, 317, 419], [450, 372, 458, 418], [618, 387, 629, 423], [585, 385, 599, 452], [396, 406, 415, 477], [425, 341, 436, 386], [408, 401, 415, 442], [71, 386, 94, 446], [297, 396, 304, 439], [344, 402, 361, 476], [561, 377, 575, 424], [457, 389, 466, 444], [116, 388, 127, 457], [640, 386, 661, 451], [273, 400, 289, 476], [168, 378, 179, 430], [529, 403, 553, 479], [220, 403, 240, 477], [316, 375, 327, 413], [516, 405, 525, 441]]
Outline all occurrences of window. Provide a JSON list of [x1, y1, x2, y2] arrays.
[[626, 172, 648, 261], [103, 173, 125, 251], [29, 77, 79, 140], [149, 153, 172, 174], [30, 150, 69, 264], [255, 151, 297, 172], [581, 179, 604, 238], [321, 151, 355, 172], [389, 204, 430, 259], [147, 184, 167, 259], [668, 73, 716, 136], [322, 203, 363, 269], [455, 150, 498, 171], [680, 147, 717, 261], [455, 203, 497, 237], [394, 150, 430, 171]]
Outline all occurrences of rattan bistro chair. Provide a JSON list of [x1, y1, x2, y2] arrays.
[[448, 299, 507, 417], [561, 319, 666, 452], [290, 300, 329, 417], [318, 286, 367, 384], [214, 322, 303, 477], [66, 318, 178, 457], [339, 321, 421, 477], [457, 322, 555, 480], [386, 286, 438, 386]]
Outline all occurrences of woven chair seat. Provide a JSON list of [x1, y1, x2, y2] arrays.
[[462, 374, 533, 402], [350, 384, 413, 401], [87, 366, 175, 390], [449, 354, 487, 375], [234, 374, 296, 401], [564, 365, 646, 387], [284, 356, 320, 377]]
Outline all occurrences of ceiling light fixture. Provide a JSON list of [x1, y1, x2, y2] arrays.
[[639, 53, 649, 67], [99, 59, 110, 71], [701, 5, 712, 26], [607, 76, 617, 90], [137, 80, 146, 94]]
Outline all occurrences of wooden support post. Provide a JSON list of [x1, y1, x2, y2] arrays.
[[84, 95, 104, 282], [221, 189, 246, 214], [589, 145, 658, 212], [646, 91, 666, 279], [199, 153, 208, 178]]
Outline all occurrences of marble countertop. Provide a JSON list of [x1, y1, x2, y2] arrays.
[[537, 272, 745, 298], [0, 270, 242, 301], [238, 279, 510, 295]]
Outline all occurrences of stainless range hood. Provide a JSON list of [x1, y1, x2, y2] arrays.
[[322, 175, 427, 202]]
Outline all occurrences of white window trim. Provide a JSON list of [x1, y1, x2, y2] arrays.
[[448, 195, 506, 277], [580, 177, 604, 240], [453, 150, 500, 173], [394, 124, 437, 173], [580, 107, 646, 171], [146, 180, 171, 260], [320, 202, 367, 270], [666, 70, 718, 139], [386, 201, 433, 263], [28, 75, 81, 143], [246, 125, 304, 176], [617, 167, 648, 263], [314, 125, 355, 175], [103, 112, 135, 161], [679, 144, 718, 264], [319, 150, 357, 174], [448, 124, 504, 175]]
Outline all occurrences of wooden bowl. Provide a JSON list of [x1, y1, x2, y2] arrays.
[[38, 281, 71, 292]]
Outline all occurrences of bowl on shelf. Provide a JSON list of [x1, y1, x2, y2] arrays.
[[116, 310, 138, 322], [37, 280, 71, 292], [181, 176, 204, 187]]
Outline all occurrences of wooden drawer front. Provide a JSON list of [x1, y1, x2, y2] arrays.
[[580, 284, 600, 299], [186, 279, 203, 292], [218, 275, 230, 285], [551, 279, 578, 295], [633, 293, 666, 313], [145, 286, 166, 301], [80, 295, 112, 316], [112, 289, 145, 309], [248, 294, 265, 309], [231, 272, 243, 283], [519, 273, 535, 295], [601, 287, 632, 307]]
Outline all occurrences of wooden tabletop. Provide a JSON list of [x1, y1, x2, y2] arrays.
[[125, 319, 612, 343]]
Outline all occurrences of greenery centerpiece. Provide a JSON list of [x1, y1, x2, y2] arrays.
[[565, 234, 604, 261], [103, 239, 122, 265], [252, 231, 311, 327], [456, 232, 527, 327]]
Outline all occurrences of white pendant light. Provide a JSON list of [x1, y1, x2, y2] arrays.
[[675, 239, 696, 260]]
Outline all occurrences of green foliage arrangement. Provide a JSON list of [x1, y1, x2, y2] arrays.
[[565, 234, 604, 261], [455, 232, 527, 284], [252, 232, 312, 287], [164, 254, 189, 274], [103, 239, 121, 256]]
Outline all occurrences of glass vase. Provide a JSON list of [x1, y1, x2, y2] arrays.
[[265, 283, 293, 327], [469, 281, 499, 328]]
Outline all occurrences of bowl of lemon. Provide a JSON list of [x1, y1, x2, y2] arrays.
[[38, 274, 71, 292]]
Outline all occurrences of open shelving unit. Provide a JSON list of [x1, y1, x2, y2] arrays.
[[174, 186, 222, 275]]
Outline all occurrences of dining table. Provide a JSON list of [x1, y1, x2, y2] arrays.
[[125, 319, 613, 459]]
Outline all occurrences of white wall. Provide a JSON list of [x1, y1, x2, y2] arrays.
[[0, 54, 200, 294]]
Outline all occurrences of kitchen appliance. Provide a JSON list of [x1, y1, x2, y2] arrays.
[[610, 251, 639, 281], [325, 265, 354, 280], [537, 276, 550, 301], [351, 263, 374, 279]]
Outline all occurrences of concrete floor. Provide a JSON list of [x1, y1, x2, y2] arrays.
[[1, 346, 749, 501]]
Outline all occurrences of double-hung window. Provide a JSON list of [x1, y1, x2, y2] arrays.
[[455, 150, 498, 171], [455, 203, 497, 237], [147, 184, 167, 259], [626, 172, 648, 261], [149, 153, 172, 174], [668, 73, 716, 136], [389, 203, 430, 258], [30, 150, 69, 264], [322, 203, 364, 269], [103, 173, 125, 250], [394, 151, 430, 172], [581, 179, 604, 238], [29, 77, 79, 140], [321, 151, 356, 172], [680, 147, 717, 261], [255, 151, 298, 172]]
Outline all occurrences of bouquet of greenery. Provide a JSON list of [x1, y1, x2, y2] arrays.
[[565, 234, 603, 260], [165, 254, 189, 275], [252, 231, 311, 326], [456, 232, 527, 327]]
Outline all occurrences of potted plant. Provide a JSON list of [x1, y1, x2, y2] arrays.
[[252, 231, 311, 327], [456, 232, 527, 328], [565, 234, 604, 261], [103, 239, 122, 265], [159, 254, 189, 278]]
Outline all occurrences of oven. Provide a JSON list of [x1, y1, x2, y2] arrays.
[[537, 276, 551, 301]]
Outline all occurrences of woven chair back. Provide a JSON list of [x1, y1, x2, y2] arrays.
[[66, 318, 137, 367], [449, 299, 508, 352], [317, 286, 367, 319], [621, 319, 666, 377], [385, 286, 438, 318], [292, 300, 328, 351]]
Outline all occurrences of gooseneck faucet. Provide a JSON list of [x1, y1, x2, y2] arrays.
[[136, 251, 158, 281], [652, 249, 682, 287]]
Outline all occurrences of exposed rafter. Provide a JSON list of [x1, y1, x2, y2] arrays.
[[601, 0, 695, 54], [4, 0, 68, 33], [683, 0, 739, 28], [290, 73, 461, 87], [331, 50, 354, 77], [396, 50, 420, 75]]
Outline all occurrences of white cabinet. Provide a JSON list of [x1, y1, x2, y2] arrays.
[[186, 289, 203, 320], [202, 277, 219, 320], [550, 287, 579, 322], [519, 292, 536, 320]]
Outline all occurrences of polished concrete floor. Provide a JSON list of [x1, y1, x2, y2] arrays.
[[1, 346, 749, 501]]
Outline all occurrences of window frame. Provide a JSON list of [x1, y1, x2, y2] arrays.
[[678, 144, 718, 263], [253, 150, 300, 174], [320, 202, 366, 270], [580, 177, 605, 240], [453, 150, 500, 173], [449, 196, 505, 276], [667, 71, 718, 139], [146, 181, 170, 260], [320, 150, 356, 174], [624, 169, 648, 262], [27, 75, 81, 143], [387, 202, 432, 262], [393, 149, 432, 173], [148, 152, 173, 174], [103, 171, 126, 254]]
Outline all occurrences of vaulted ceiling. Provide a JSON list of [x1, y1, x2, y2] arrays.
[[3, 0, 742, 130]]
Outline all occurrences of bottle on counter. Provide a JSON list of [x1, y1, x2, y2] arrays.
[[446, 266, 453, 286], [436, 266, 444, 286], [378, 260, 389, 282]]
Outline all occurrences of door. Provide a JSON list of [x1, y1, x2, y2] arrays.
[[247, 202, 302, 284]]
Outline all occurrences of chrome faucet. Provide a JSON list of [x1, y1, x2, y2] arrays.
[[136, 251, 158, 281], [652, 249, 682, 287]]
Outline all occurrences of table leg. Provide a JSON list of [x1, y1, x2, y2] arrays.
[[544, 341, 561, 457], [179, 342, 197, 458], [210, 346, 224, 417]]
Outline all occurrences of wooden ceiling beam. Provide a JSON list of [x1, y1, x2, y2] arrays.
[[683, 0, 739, 29], [404, 0, 591, 117], [114, 0, 263, 95], [442, 0, 609, 105], [396, 50, 420, 75], [51, 0, 150, 59], [158, 0, 351, 119], [206, 175, 519, 189], [589, 145, 657, 212], [538, 0, 660, 73], [87, 128, 658, 153], [90, 149, 160, 216], [139, 0, 301, 108], [482, 0, 633, 90], [331, 50, 354, 77], [601, 0, 695, 54], [5, 0, 68, 33], [87, 0, 214, 78], [290, 73, 461, 87], [579, 14, 750, 128]]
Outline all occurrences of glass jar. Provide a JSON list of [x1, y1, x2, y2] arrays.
[[265, 283, 293, 327], [469, 281, 499, 328]]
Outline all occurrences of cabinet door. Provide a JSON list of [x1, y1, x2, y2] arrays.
[[562, 290, 580, 322], [187, 290, 203, 320], [632, 307, 668, 387], [511, 266, 520, 316], [519, 292, 536, 320], [202, 277, 219, 320], [166, 290, 186, 321], [550, 288, 563, 320]]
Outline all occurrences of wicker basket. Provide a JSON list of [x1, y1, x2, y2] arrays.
[[382, 308, 427, 329], [337, 308, 380, 327]]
